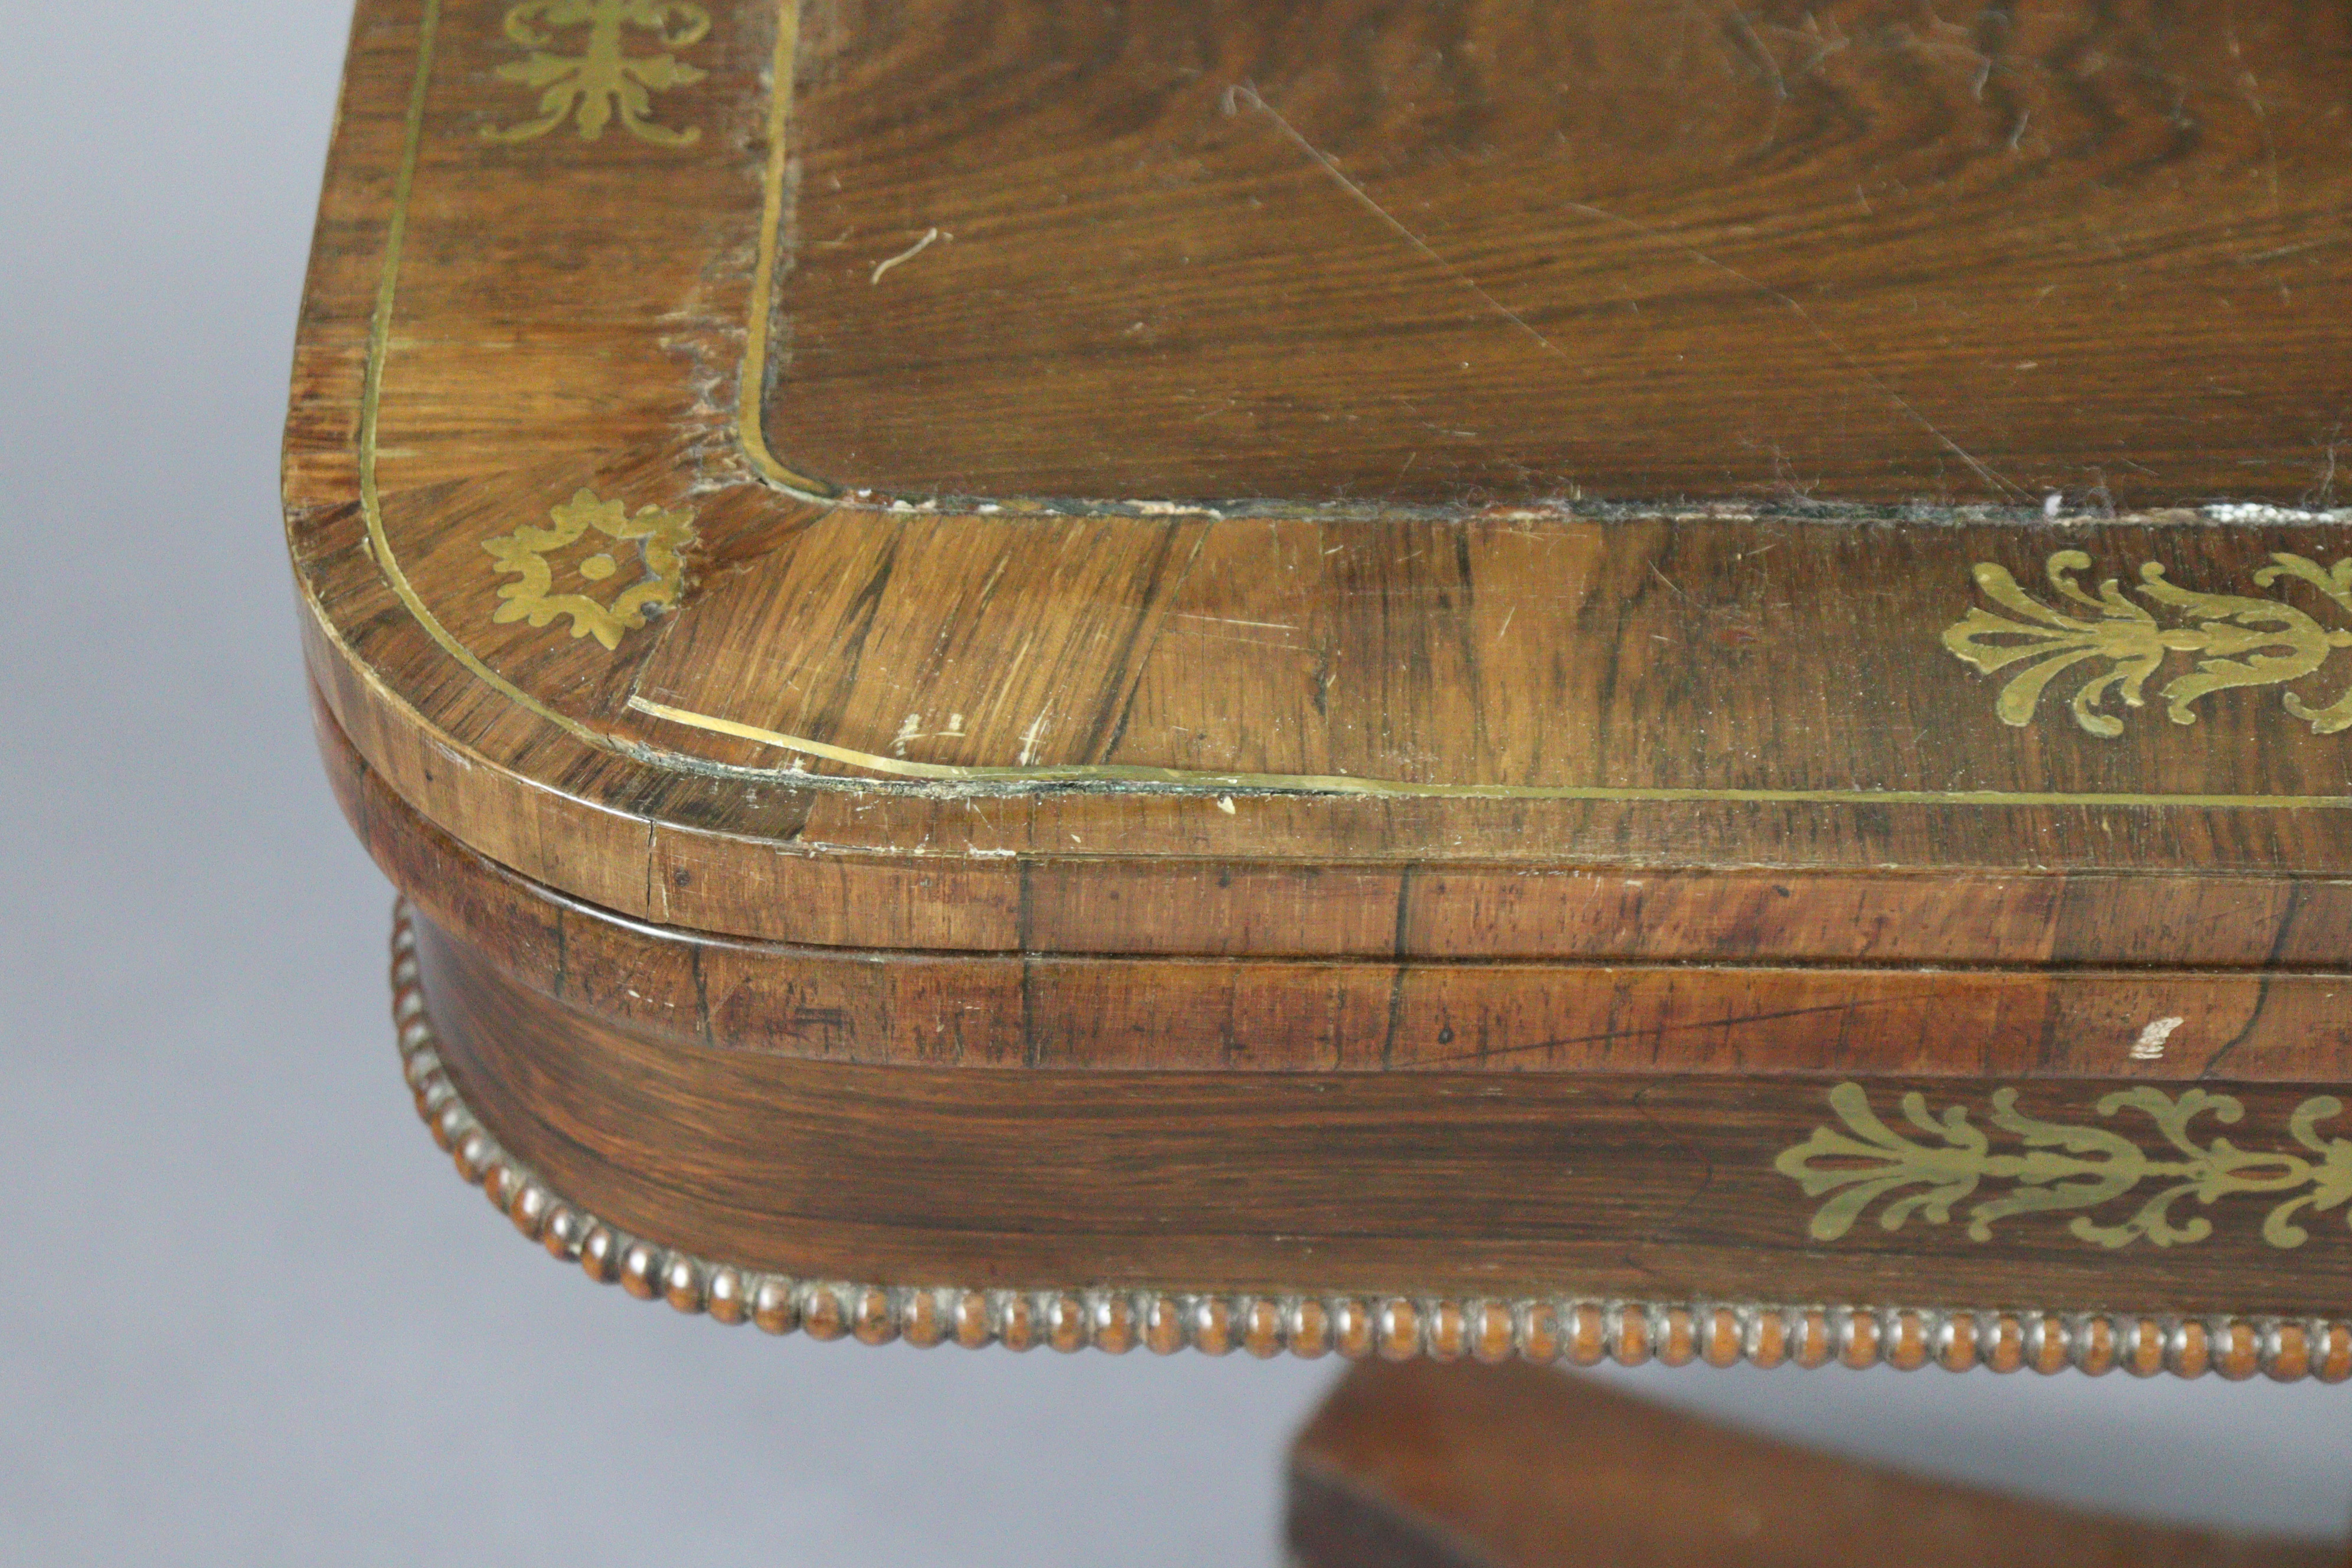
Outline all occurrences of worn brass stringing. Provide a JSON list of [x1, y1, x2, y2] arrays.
[[484, 0, 710, 146], [332, 0, 2352, 805], [1778, 1083, 2352, 1250], [1943, 549, 2352, 737]]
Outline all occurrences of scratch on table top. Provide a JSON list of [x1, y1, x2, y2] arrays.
[[1724, 6, 1787, 147], [2222, 3, 2282, 218], [1224, 84, 1570, 369], [1174, 613, 1298, 631], [1726, 6, 1789, 100], [1017, 710, 1051, 766], [1560, 200, 2023, 500], [871, 227, 942, 285], [1179, 629, 1306, 651]]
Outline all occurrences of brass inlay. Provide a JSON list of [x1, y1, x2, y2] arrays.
[[388, 905, 2351, 1377], [484, 0, 709, 146], [622, 695, 2352, 806], [485, 488, 695, 650], [1944, 550, 2352, 737], [1778, 1082, 2352, 1250], [736, 0, 834, 496], [323, 0, 2352, 806]]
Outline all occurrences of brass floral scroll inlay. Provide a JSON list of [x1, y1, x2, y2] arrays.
[[1942, 550, 2352, 736], [484, 488, 695, 650], [483, 1, 711, 146], [1777, 1083, 2352, 1250]]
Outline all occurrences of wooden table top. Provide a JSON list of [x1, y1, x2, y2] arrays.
[[290, 0, 2352, 967], [292, 0, 2352, 1366], [767, 0, 2351, 511]]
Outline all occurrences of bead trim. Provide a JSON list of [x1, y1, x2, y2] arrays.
[[390, 903, 2352, 1380]]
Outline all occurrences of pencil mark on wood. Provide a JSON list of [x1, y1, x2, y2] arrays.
[[1417, 995, 1915, 1069]]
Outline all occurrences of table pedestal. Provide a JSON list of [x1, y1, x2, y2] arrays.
[[1286, 1361, 2341, 1568]]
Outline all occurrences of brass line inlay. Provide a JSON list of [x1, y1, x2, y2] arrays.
[[737, 0, 834, 496], [484, 0, 710, 146], [353, 0, 582, 752], [1779, 1083, 2352, 1250], [335, 0, 2352, 806], [626, 696, 2352, 807]]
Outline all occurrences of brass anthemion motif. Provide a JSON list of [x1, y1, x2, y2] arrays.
[[385, 906, 2349, 1378], [1778, 1082, 2352, 1250], [484, 487, 696, 649], [1942, 549, 2352, 737], [482, 0, 710, 146]]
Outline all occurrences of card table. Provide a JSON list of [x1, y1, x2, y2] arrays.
[[287, 2, 2352, 1557]]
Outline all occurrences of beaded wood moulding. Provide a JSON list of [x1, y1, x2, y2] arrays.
[[290, 0, 2352, 1368]]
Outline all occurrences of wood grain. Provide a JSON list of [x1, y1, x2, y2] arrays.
[[776, 0, 2352, 510], [1288, 1361, 2343, 1567], [335, 700, 2352, 1315], [415, 903, 2352, 1311], [324, 690, 2352, 1082], [288, 0, 2352, 1342], [288, 0, 2352, 965]]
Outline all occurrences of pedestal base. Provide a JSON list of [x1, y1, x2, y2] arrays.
[[1285, 1361, 2342, 1568]]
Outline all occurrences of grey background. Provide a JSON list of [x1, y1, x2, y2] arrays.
[[2, 3, 2347, 1562]]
